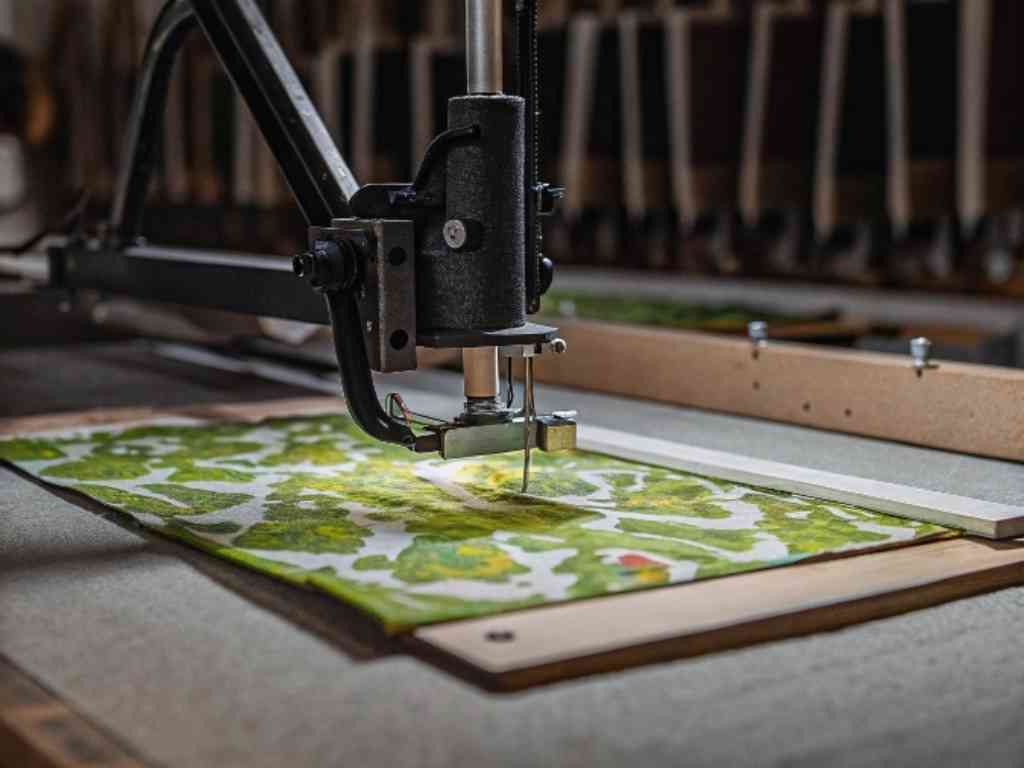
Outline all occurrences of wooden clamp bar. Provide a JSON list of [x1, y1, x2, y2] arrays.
[[414, 537, 1024, 691], [537, 318, 1024, 463]]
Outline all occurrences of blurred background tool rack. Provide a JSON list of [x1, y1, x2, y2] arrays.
[[5, 0, 1024, 371], [13, 1, 1024, 282]]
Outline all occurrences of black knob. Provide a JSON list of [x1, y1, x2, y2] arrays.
[[292, 252, 314, 277], [294, 240, 359, 293]]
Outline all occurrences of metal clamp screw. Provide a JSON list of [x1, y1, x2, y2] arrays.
[[748, 320, 768, 358], [910, 336, 936, 376]]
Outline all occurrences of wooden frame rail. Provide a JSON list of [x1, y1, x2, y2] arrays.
[[538, 318, 1024, 463]]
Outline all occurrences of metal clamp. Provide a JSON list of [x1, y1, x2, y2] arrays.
[[308, 218, 417, 374]]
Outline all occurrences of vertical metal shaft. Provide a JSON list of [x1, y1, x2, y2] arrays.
[[462, 347, 500, 400], [465, 0, 503, 94], [461, 0, 502, 411], [521, 356, 535, 492]]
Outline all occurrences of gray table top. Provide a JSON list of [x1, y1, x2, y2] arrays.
[[3, 342, 1023, 768]]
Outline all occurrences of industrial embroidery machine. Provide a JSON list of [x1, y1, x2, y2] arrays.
[[45, 0, 576, 490], [4, 3, 1024, 765]]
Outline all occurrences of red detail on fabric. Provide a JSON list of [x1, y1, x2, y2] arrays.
[[618, 554, 664, 568]]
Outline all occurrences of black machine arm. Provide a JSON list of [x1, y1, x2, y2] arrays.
[[50, 0, 574, 469], [109, 0, 196, 241], [92, 0, 411, 446], [112, 0, 358, 239]]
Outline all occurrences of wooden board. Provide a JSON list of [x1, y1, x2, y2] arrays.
[[537, 318, 1024, 464], [0, 655, 146, 768], [413, 537, 1024, 691]]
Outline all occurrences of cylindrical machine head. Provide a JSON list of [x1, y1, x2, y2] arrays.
[[417, 94, 526, 332]]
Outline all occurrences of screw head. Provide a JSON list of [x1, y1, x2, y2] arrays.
[[443, 219, 468, 250], [910, 336, 932, 364]]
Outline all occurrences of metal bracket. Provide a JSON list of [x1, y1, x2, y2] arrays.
[[498, 338, 568, 359], [308, 219, 417, 373]]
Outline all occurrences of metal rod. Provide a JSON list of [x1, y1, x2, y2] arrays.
[[462, 346, 500, 399], [465, 0, 503, 94], [53, 243, 331, 324], [461, 1, 507, 406], [521, 356, 535, 492]]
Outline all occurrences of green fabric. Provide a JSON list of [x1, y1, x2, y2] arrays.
[[539, 290, 833, 333], [0, 414, 950, 632]]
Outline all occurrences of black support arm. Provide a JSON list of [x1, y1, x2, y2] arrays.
[[111, 0, 358, 239], [91, 0, 413, 447], [110, 0, 196, 240]]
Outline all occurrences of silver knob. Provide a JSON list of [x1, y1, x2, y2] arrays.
[[910, 336, 932, 372], [748, 320, 768, 344]]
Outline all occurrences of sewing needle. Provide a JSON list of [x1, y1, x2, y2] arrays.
[[521, 355, 534, 492]]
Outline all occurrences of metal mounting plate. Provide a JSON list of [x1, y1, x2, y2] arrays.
[[310, 218, 417, 373], [417, 322, 559, 349], [437, 415, 577, 459]]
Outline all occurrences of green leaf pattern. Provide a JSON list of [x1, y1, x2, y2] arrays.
[[0, 414, 950, 631]]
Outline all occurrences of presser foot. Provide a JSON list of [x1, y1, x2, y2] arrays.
[[410, 413, 577, 461], [389, 338, 576, 491]]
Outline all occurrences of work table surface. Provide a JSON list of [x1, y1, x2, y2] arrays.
[[2, 342, 1023, 768]]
